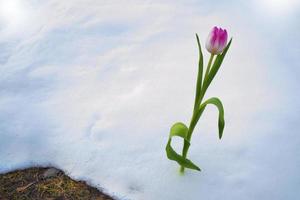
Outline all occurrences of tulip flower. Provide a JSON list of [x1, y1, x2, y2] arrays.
[[165, 27, 232, 174], [205, 26, 228, 55]]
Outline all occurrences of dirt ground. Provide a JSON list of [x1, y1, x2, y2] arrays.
[[0, 167, 115, 200]]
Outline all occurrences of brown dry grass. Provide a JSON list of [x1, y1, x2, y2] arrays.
[[0, 167, 115, 200]]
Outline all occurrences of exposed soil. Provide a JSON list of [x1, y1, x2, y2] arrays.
[[0, 167, 115, 200]]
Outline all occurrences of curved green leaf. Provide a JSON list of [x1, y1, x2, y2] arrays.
[[165, 122, 201, 171], [199, 97, 225, 139], [169, 122, 189, 139]]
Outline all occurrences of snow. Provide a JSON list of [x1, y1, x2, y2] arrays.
[[1, 0, 300, 200]]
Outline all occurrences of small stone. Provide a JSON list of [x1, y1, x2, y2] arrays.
[[43, 168, 61, 179]]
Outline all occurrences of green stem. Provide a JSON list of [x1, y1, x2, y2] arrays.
[[179, 108, 201, 173], [180, 53, 215, 174], [204, 54, 214, 82]]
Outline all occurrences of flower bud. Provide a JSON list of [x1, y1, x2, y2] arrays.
[[205, 26, 228, 55]]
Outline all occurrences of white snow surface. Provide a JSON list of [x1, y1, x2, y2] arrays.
[[0, 1, 300, 200]]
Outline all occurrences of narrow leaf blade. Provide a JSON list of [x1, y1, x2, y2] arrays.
[[194, 34, 204, 110], [202, 39, 232, 95], [166, 139, 201, 171]]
